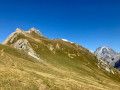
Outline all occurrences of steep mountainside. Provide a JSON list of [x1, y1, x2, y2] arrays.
[[1, 28, 120, 90], [94, 47, 120, 70]]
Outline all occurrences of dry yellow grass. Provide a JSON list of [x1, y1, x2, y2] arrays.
[[0, 52, 120, 90]]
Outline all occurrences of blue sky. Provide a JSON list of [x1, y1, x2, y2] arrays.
[[0, 0, 120, 52]]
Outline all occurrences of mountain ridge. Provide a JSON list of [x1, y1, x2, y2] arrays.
[[1, 28, 120, 90]]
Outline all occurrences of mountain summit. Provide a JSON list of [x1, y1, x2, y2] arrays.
[[94, 46, 120, 70], [28, 28, 42, 36], [94, 46, 117, 64], [2, 28, 42, 45]]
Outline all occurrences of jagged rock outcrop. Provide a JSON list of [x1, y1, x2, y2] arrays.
[[97, 59, 115, 74], [13, 39, 28, 49], [13, 39, 41, 60]]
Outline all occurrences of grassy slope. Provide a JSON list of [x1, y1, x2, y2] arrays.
[[0, 33, 120, 90]]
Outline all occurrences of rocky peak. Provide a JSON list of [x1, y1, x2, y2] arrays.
[[27, 28, 42, 36], [94, 46, 117, 58], [94, 46, 120, 70], [15, 28, 23, 34], [2, 28, 42, 45], [29, 27, 36, 31], [94, 46, 117, 64], [15, 27, 42, 36]]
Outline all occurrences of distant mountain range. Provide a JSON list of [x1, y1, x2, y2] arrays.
[[94, 46, 120, 70]]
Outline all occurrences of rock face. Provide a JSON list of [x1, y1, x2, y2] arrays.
[[94, 46, 120, 70], [13, 39, 29, 49], [13, 39, 41, 60]]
